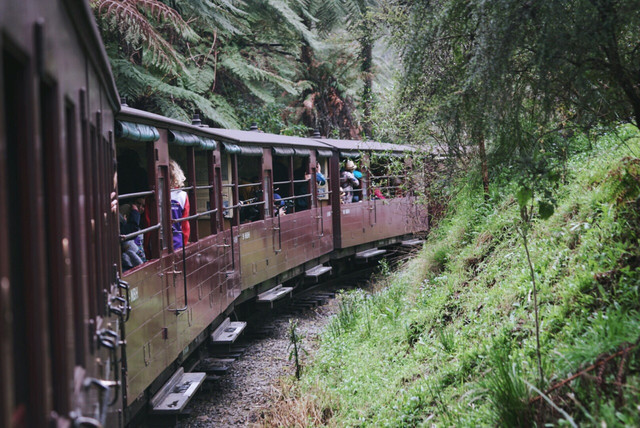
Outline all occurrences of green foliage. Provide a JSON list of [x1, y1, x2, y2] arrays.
[[93, 0, 384, 132], [275, 128, 640, 426], [483, 344, 532, 427], [379, 0, 640, 200], [288, 319, 307, 380]]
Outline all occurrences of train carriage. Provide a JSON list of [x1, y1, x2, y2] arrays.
[[202, 127, 336, 297], [0, 0, 122, 426], [114, 107, 241, 420], [316, 138, 427, 252], [115, 108, 342, 422]]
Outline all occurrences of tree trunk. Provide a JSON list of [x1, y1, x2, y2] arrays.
[[361, 25, 373, 139]]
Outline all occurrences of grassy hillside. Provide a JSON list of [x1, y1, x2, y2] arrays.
[[264, 127, 640, 427]]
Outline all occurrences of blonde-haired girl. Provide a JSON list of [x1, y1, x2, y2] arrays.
[[169, 159, 190, 250]]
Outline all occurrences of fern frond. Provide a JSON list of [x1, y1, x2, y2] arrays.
[[110, 59, 239, 128], [92, 0, 194, 74], [220, 50, 300, 95], [174, 0, 248, 36], [243, 81, 276, 103], [264, 0, 318, 49]]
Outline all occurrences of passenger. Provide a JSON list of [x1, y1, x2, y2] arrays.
[[352, 168, 363, 202], [340, 160, 359, 203], [119, 198, 146, 270], [373, 188, 386, 200], [316, 161, 327, 199], [294, 166, 311, 211], [273, 192, 286, 216], [239, 176, 260, 222], [170, 159, 190, 250], [316, 162, 326, 186]]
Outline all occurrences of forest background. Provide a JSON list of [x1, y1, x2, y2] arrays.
[[92, 0, 640, 190]]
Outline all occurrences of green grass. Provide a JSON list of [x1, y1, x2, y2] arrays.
[[271, 126, 640, 427]]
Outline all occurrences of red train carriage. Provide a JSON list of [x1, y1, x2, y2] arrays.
[[0, 0, 123, 426], [316, 138, 427, 255], [115, 108, 342, 421], [114, 107, 239, 421], [202, 127, 336, 297]]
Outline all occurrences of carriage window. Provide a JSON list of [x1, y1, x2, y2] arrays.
[[315, 154, 331, 206], [292, 156, 311, 212], [221, 152, 235, 226], [237, 154, 264, 223], [370, 154, 405, 199], [116, 121, 159, 271], [195, 149, 216, 236], [273, 151, 311, 214], [166, 150, 192, 250], [273, 155, 292, 212], [339, 156, 364, 204]]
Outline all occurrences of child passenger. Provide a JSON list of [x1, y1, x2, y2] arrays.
[[120, 198, 146, 270], [340, 160, 359, 203], [170, 159, 190, 250]]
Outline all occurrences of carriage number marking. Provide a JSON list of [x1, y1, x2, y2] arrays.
[[131, 287, 139, 303]]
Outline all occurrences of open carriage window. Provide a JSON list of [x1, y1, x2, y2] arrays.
[[316, 149, 332, 205], [238, 155, 263, 223], [370, 152, 406, 199], [292, 150, 311, 212], [339, 152, 364, 204], [273, 147, 311, 214], [115, 121, 158, 272], [222, 142, 264, 226], [194, 142, 217, 237], [167, 131, 219, 246]]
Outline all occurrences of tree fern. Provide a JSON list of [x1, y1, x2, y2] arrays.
[[92, 0, 197, 74], [111, 59, 239, 128]]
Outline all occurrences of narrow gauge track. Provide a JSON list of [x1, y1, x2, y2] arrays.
[[141, 266, 379, 428]]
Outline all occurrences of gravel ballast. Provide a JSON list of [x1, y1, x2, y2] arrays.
[[181, 297, 340, 427]]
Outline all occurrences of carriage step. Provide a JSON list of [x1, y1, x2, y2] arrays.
[[150, 368, 206, 414], [257, 284, 294, 307], [305, 265, 332, 278], [195, 357, 235, 375], [313, 292, 336, 299], [401, 239, 424, 247], [355, 248, 386, 262], [211, 317, 247, 344]]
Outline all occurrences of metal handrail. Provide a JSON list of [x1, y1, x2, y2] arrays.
[[120, 223, 161, 242], [369, 174, 407, 180], [169, 234, 188, 315], [196, 184, 214, 190], [118, 190, 154, 200], [238, 181, 261, 189], [239, 200, 267, 208], [171, 208, 219, 223]]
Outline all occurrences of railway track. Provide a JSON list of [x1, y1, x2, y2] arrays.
[[143, 267, 377, 427]]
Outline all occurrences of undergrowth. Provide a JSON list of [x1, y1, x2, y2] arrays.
[[259, 126, 640, 427]]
